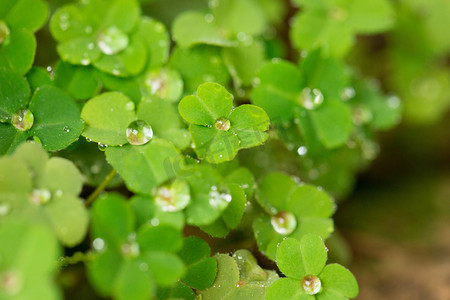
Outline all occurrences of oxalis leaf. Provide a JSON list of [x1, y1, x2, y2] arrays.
[[266, 234, 358, 300], [179, 82, 270, 163]]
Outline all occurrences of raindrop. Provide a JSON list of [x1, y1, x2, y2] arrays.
[[387, 95, 400, 109], [120, 241, 140, 258], [341, 87, 355, 101], [208, 0, 219, 9], [0, 270, 23, 296], [90, 163, 101, 174], [204, 14, 214, 23], [271, 57, 281, 64], [112, 69, 120, 75], [252, 77, 261, 86], [80, 58, 90, 65], [29, 189, 51, 206], [300, 88, 324, 110], [97, 26, 129, 55], [58, 13, 70, 31], [84, 25, 93, 34], [97, 143, 108, 151], [214, 117, 231, 131], [0, 202, 11, 216], [126, 120, 153, 146], [87, 43, 95, 50], [0, 21, 10, 45], [154, 179, 191, 212], [63, 126, 70, 133], [301, 275, 321, 295], [297, 146, 307, 156], [92, 238, 105, 251], [150, 218, 160, 226], [11, 109, 34, 131], [352, 106, 372, 125], [270, 211, 297, 235], [125, 101, 134, 111], [209, 186, 232, 210]]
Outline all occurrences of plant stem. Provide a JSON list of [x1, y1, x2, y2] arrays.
[[57, 251, 94, 268], [85, 168, 117, 207]]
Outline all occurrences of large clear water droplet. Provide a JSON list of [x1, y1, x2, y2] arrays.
[[301, 275, 321, 295], [97, 26, 129, 55], [29, 189, 51, 205], [209, 186, 232, 210], [126, 120, 153, 146], [0, 21, 10, 45], [0, 202, 11, 216], [0, 270, 23, 296], [214, 117, 231, 131], [271, 211, 297, 235], [11, 109, 34, 131], [300, 88, 324, 110], [154, 179, 191, 212]]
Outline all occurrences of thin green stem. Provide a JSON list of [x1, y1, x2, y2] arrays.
[[85, 168, 117, 207], [57, 251, 94, 268]]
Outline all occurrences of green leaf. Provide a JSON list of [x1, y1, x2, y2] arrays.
[[182, 257, 218, 289], [91, 193, 135, 246], [0, 68, 30, 121], [113, 260, 154, 300], [105, 139, 183, 195], [87, 249, 122, 296], [200, 218, 230, 238], [310, 100, 352, 149], [255, 172, 297, 213], [54, 60, 101, 100], [319, 264, 359, 299], [6, 0, 48, 32], [0, 27, 36, 75], [49, 4, 93, 42], [37, 157, 82, 196], [81, 92, 135, 146], [28, 85, 83, 151], [228, 104, 269, 148], [0, 123, 28, 155], [196, 254, 240, 299], [136, 17, 169, 69], [222, 184, 247, 229], [348, 0, 395, 33], [137, 224, 183, 253], [141, 68, 183, 102], [224, 167, 255, 197], [57, 36, 101, 66], [12, 142, 47, 182], [178, 236, 211, 265], [179, 82, 233, 125], [266, 278, 312, 300], [157, 282, 195, 300], [222, 40, 266, 88], [141, 252, 185, 286], [287, 185, 335, 219], [172, 11, 235, 48], [232, 249, 267, 282], [102, 0, 140, 33], [251, 60, 302, 122], [26, 67, 53, 93], [169, 45, 230, 94]]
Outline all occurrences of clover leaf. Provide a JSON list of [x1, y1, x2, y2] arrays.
[[0, 0, 48, 75], [172, 0, 266, 48], [196, 250, 278, 299], [50, 0, 148, 77], [266, 234, 358, 300], [252, 59, 352, 149], [0, 142, 89, 246], [87, 193, 185, 300], [290, 0, 395, 57], [0, 221, 60, 300], [0, 69, 83, 154], [179, 82, 270, 163], [253, 172, 335, 260]]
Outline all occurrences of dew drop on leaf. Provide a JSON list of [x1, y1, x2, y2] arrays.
[[214, 117, 231, 131], [0, 21, 10, 45], [301, 275, 321, 295], [97, 26, 129, 55], [11, 109, 34, 131], [204, 13, 214, 23], [0, 270, 23, 296], [63, 126, 70, 133], [126, 120, 153, 146], [208, 186, 232, 210], [98, 143, 108, 151], [299, 88, 324, 110], [0, 202, 11, 216], [92, 238, 105, 252], [120, 241, 140, 258], [30, 189, 52, 205], [154, 179, 191, 212], [341, 87, 355, 101], [297, 146, 307, 156], [270, 211, 297, 235]]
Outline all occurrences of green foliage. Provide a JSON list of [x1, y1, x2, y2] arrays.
[[0, 0, 447, 298]]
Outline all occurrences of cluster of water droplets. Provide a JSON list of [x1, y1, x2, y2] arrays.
[[154, 179, 191, 212], [208, 186, 232, 210], [0, 21, 10, 45], [126, 120, 153, 146], [120, 233, 140, 259], [97, 26, 129, 55], [11, 109, 34, 131], [301, 275, 322, 295], [270, 211, 297, 235], [299, 88, 324, 110], [29, 189, 51, 206]]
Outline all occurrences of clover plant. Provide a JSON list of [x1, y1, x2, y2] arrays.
[[0, 0, 447, 299]]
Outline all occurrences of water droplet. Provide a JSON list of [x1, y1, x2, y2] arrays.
[[81, 58, 90, 65], [97, 26, 129, 55], [58, 13, 70, 31], [63, 126, 70, 133], [0, 202, 11, 216], [387, 95, 400, 109], [361, 140, 379, 161], [92, 238, 105, 251], [237, 89, 246, 97], [0, 270, 23, 296], [271, 57, 281, 64], [252, 77, 261, 86], [271, 211, 297, 235], [204, 13, 214, 23], [150, 218, 160, 226], [120, 241, 140, 258], [11, 109, 34, 131], [353, 106, 372, 125], [297, 146, 307, 156], [301, 275, 321, 295], [341, 87, 355, 100], [98, 143, 108, 151], [87, 42, 95, 50], [300, 50, 308, 58], [55, 190, 63, 197], [154, 179, 191, 212], [209, 186, 232, 210], [214, 117, 231, 131], [208, 0, 219, 9], [84, 25, 93, 34], [299, 88, 324, 110], [202, 74, 216, 82], [29, 189, 51, 205], [126, 120, 153, 146], [0, 21, 10, 45]]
